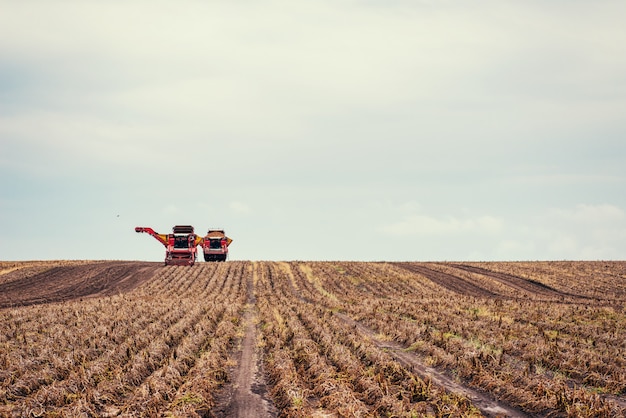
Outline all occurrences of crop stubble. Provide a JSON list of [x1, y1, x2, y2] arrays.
[[0, 260, 625, 417]]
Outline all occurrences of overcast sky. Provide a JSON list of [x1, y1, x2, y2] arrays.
[[2, 1, 625, 262]]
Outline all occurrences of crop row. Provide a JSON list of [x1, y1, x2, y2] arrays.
[[1, 260, 625, 417], [298, 261, 626, 416], [254, 262, 479, 417], [0, 262, 249, 417], [463, 261, 626, 300]]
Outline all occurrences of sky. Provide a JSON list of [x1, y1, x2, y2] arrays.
[[1, 0, 625, 262]]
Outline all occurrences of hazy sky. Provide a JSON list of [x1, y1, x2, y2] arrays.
[[2, 1, 625, 262]]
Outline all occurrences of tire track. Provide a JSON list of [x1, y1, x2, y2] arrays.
[[394, 263, 501, 298], [212, 262, 276, 418], [334, 312, 529, 418], [284, 262, 526, 416], [450, 264, 591, 301]]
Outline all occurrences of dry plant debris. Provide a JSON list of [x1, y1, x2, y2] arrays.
[[0, 260, 625, 417]]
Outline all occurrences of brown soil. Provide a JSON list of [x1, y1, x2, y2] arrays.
[[448, 263, 583, 300], [394, 263, 501, 298], [3, 260, 624, 415], [0, 261, 159, 308], [211, 266, 276, 418], [334, 312, 529, 418]]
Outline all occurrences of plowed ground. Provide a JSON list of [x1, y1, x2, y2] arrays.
[[1, 260, 625, 417], [0, 261, 159, 308]]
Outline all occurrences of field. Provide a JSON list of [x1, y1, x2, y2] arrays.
[[1, 260, 625, 417]]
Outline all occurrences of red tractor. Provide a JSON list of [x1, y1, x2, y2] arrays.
[[202, 229, 232, 262], [135, 225, 203, 266]]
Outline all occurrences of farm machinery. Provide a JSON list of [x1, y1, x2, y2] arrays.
[[135, 225, 232, 265], [202, 229, 232, 262], [135, 225, 202, 266]]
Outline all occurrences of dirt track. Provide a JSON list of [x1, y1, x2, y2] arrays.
[[1, 260, 625, 416], [394, 262, 601, 302], [334, 312, 528, 418], [394, 263, 501, 298], [448, 263, 580, 300], [0, 261, 159, 308], [211, 264, 276, 418]]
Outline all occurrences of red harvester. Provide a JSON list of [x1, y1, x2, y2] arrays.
[[135, 225, 203, 266], [202, 229, 233, 262]]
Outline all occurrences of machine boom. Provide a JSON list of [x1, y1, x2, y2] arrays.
[[135, 225, 233, 265], [135, 225, 200, 266]]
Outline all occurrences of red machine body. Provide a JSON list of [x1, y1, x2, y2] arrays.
[[135, 225, 202, 266], [202, 229, 232, 262]]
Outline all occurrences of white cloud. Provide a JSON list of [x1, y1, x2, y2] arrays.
[[380, 213, 503, 236], [500, 204, 626, 260], [495, 239, 536, 258], [1, 1, 626, 261], [230, 201, 252, 214], [161, 205, 181, 216], [547, 203, 625, 224], [0, 111, 166, 170], [547, 234, 579, 255], [544, 204, 626, 259], [377, 203, 626, 261]]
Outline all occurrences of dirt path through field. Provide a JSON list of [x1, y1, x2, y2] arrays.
[[334, 312, 529, 418], [394, 263, 501, 298], [450, 263, 593, 301], [213, 263, 276, 417]]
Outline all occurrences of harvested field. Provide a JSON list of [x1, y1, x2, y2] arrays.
[[0, 261, 159, 308], [0, 260, 625, 417]]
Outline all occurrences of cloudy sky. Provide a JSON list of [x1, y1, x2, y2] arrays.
[[1, 1, 625, 262]]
